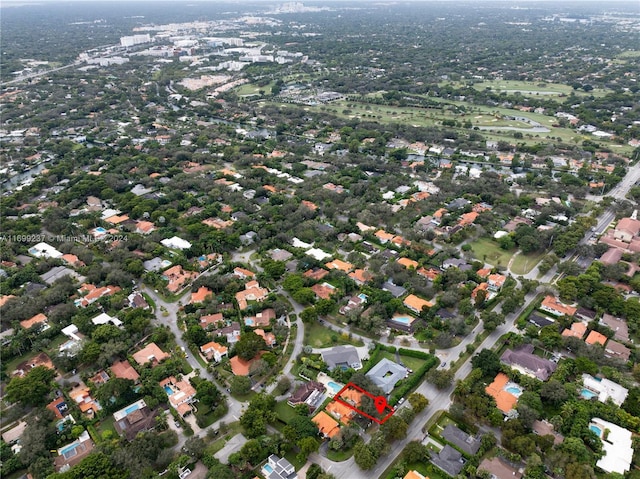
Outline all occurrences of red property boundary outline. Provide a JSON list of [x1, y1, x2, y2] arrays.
[[331, 382, 395, 425]]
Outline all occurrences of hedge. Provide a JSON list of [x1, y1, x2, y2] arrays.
[[389, 355, 438, 406], [397, 348, 431, 359]]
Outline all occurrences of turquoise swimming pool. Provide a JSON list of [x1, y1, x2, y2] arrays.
[[589, 424, 602, 437], [581, 388, 598, 399]]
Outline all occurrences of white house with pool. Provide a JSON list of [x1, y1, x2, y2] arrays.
[[581, 374, 628, 406], [589, 418, 633, 475]]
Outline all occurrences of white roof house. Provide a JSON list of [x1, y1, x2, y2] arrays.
[[306, 248, 331, 261], [161, 236, 192, 250], [91, 312, 123, 328], [591, 418, 633, 475], [582, 374, 628, 406], [61, 324, 81, 341], [28, 242, 63, 259]]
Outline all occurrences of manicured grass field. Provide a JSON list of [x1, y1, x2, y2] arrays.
[[380, 351, 428, 371], [204, 421, 243, 455], [510, 250, 545, 275], [274, 400, 300, 425], [304, 322, 364, 348], [468, 238, 515, 268]]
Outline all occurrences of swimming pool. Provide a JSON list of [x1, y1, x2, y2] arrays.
[[506, 386, 522, 395], [392, 316, 413, 325], [589, 424, 602, 437], [358, 293, 368, 301], [164, 385, 174, 395], [60, 444, 78, 458], [263, 464, 274, 474], [328, 381, 342, 393], [125, 403, 141, 415], [245, 318, 255, 326], [94, 227, 107, 234], [581, 388, 598, 400]]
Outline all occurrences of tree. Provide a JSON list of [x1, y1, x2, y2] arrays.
[[235, 331, 267, 360], [471, 349, 501, 377], [230, 375, 252, 395], [240, 394, 276, 438], [426, 369, 454, 389], [183, 436, 206, 460], [354, 442, 377, 470], [284, 416, 319, 443], [47, 452, 127, 479], [381, 415, 408, 441], [195, 379, 220, 407], [5, 366, 55, 406], [297, 436, 320, 462], [274, 377, 291, 395], [408, 392, 429, 413], [540, 380, 568, 405], [403, 441, 430, 463]]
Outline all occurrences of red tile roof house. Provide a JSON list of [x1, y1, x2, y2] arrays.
[[132, 342, 169, 367], [200, 341, 228, 362], [540, 295, 576, 317], [199, 312, 223, 330]]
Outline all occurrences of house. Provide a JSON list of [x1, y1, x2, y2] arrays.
[[47, 397, 69, 420], [500, 344, 557, 381], [604, 339, 631, 362], [110, 360, 140, 382], [91, 312, 123, 328], [54, 431, 95, 472], [160, 376, 197, 417], [161, 236, 192, 250], [245, 308, 275, 327], [69, 382, 101, 416], [230, 355, 255, 376], [485, 373, 519, 413], [304, 268, 329, 281], [581, 374, 628, 406], [190, 286, 212, 304], [403, 294, 433, 314], [13, 352, 55, 377], [340, 294, 367, 315], [441, 424, 482, 455], [403, 472, 427, 479], [585, 330, 607, 346], [311, 282, 336, 300], [487, 274, 506, 291], [528, 313, 555, 328], [478, 457, 523, 479], [200, 341, 228, 362], [20, 313, 49, 330], [262, 454, 297, 479], [388, 313, 419, 332], [326, 389, 362, 423], [591, 418, 633, 475], [576, 307, 597, 321], [382, 280, 406, 298], [28, 242, 63, 259], [442, 258, 470, 270], [613, 217, 640, 243], [90, 370, 110, 386], [255, 328, 276, 347], [600, 313, 629, 342], [61, 254, 85, 267], [128, 292, 149, 310], [348, 269, 373, 285], [321, 345, 362, 371], [397, 257, 419, 269], [532, 420, 564, 445], [236, 280, 269, 310], [113, 399, 158, 441], [135, 220, 156, 234], [216, 321, 241, 344], [132, 342, 169, 366], [312, 411, 340, 438], [366, 358, 408, 394], [325, 259, 353, 273], [162, 265, 197, 293], [562, 322, 587, 339], [288, 381, 326, 409], [375, 230, 395, 244], [200, 313, 223, 330], [418, 267, 440, 281], [75, 283, 122, 307], [540, 295, 576, 317], [233, 267, 256, 279], [431, 445, 465, 477]]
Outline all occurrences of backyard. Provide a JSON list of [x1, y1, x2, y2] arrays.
[[303, 322, 364, 349]]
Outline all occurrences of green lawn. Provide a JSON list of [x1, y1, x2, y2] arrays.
[[274, 400, 299, 425], [204, 422, 243, 455], [380, 351, 427, 371], [468, 238, 515, 268], [510, 250, 545, 275], [304, 322, 364, 348], [326, 443, 356, 461]]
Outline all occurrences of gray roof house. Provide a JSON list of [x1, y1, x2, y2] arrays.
[[431, 445, 465, 476], [441, 424, 482, 455], [263, 454, 297, 479], [321, 345, 362, 371], [366, 358, 408, 394], [500, 344, 557, 381]]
